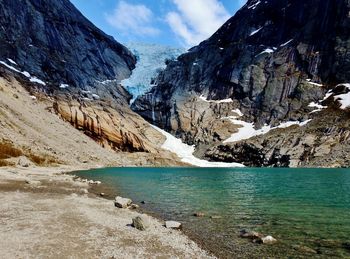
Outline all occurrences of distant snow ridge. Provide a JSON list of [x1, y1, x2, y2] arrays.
[[122, 42, 185, 103]]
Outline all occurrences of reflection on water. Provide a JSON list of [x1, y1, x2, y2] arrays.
[[76, 167, 350, 258]]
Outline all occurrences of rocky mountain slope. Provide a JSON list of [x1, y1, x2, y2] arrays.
[[0, 0, 181, 160], [133, 0, 350, 167]]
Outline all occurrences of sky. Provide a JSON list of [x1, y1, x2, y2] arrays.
[[70, 0, 247, 47]]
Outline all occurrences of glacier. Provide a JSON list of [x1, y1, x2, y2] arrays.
[[122, 42, 185, 103]]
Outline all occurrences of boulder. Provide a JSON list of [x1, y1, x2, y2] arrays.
[[260, 236, 277, 244], [17, 156, 32, 167], [165, 221, 182, 229], [239, 229, 264, 239], [132, 216, 150, 231], [115, 196, 132, 208], [129, 204, 140, 210]]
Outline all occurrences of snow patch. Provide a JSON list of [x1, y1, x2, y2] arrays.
[[250, 27, 263, 36], [334, 84, 350, 109], [59, 84, 69, 89], [280, 39, 293, 47], [223, 118, 312, 144], [306, 79, 323, 87], [308, 102, 327, 109], [232, 109, 244, 117], [0, 60, 46, 85], [152, 125, 245, 168], [248, 0, 261, 10], [92, 94, 100, 100], [199, 95, 233, 103], [7, 58, 17, 65], [257, 48, 274, 56], [29, 77, 46, 86]]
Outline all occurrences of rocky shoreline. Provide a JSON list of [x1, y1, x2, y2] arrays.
[[0, 166, 214, 258]]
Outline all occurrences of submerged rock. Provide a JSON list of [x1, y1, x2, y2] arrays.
[[165, 221, 182, 230], [132, 216, 150, 231], [129, 204, 140, 210], [292, 245, 318, 254], [239, 230, 264, 239], [115, 196, 132, 208], [210, 216, 222, 219], [260, 236, 278, 244], [193, 212, 205, 217]]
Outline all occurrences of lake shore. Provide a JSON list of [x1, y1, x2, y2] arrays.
[[0, 166, 214, 258]]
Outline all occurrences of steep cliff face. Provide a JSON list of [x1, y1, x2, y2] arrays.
[[0, 0, 175, 157], [0, 0, 136, 90], [132, 0, 350, 167]]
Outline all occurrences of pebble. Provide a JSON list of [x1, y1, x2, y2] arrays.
[[115, 196, 132, 208], [165, 221, 182, 229], [132, 216, 150, 231]]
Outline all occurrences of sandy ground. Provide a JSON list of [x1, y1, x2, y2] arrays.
[[0, 74, 185, 167], [0, 166, 214, 259]]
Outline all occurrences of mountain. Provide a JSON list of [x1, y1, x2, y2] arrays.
[[0, 0, 135, 90], [122, 42, 185, 103], [0, 0, 183, 166], [133, 0, 350, 167]]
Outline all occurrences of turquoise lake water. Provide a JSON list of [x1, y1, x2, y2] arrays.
[[76, 167, 350, 258]]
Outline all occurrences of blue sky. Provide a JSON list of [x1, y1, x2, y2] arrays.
[[70, 0, 246, 47]]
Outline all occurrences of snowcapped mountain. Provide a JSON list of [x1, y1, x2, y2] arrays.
[[122, 42, 185, 102], [132, 0, 350, 168]]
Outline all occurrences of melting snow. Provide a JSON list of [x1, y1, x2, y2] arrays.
[[152, 125, 245, 168], [306, 79, 323, 87], [0, 60, 46, 86], [0, 61, 21, 73], [223, 112, 312, 144], [308, 102, 327, 114], [250, 27, 263, 36], [334, 84, 350, 109], [280, 39, 293, 47], [248, 0, 261, 9], [7, 58, 17, 65], [29, 77, 46, 86], [232, 109, 244, 117], [257, 48, 274, 56], [59, 84, 69, 89], [199, 95, 233, 103], [92, 94, 100, 100]]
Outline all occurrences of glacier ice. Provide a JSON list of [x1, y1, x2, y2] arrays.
[[122, 42, 185, 103]]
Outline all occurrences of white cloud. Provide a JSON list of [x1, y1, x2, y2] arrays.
[[106, 1, 160, 37], [166, 0, 230, 46]]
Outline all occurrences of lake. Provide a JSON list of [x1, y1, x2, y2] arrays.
[[75, 167, 350, 258]]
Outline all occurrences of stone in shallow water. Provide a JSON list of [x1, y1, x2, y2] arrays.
[[165, 221, 182, 229], [239, 229, 264, 239], [129, 204, 140, 210], [210, 215, 222, 219], [132, 216, 150, 231], [292, 245, 317, 254], [193, 212, 205, 217], [260, 236, 277, 244], [114, 196, 132, 208]]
